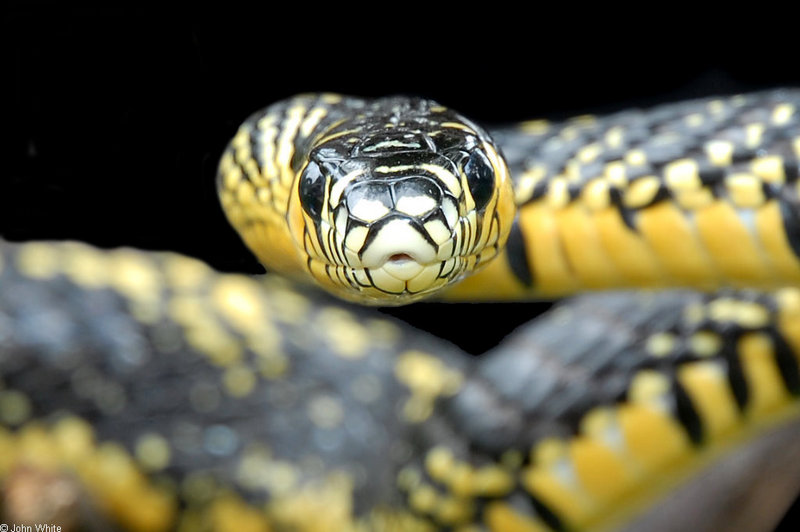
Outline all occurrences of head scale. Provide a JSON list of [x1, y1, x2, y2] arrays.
[[287, 96, 515, 305]]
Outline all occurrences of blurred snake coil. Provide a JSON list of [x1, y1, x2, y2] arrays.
[[3, 90, 800, 531]]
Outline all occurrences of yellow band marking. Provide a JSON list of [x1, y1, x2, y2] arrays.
[[62, 242, 110, 288], [576, 142, 602, 163], [554, 204, 622, 288], [604, 126, 625, 149], [522, 451, 590, 528], [707, 99, 725, 114], [755, 200, 800, 283], [706, 298, 769, 328], [440, 121, 477, 134], [623, 177, 661, 208], [484, 502, 551, 532], [726, 173, 765, 208], [772, 103, 795, 125], [581, 178, 610, 211], [299, 106, 328, 138], [546, 178, 569, 209], [569, 437, 633, 502], [207, 494, 271, 532], [255, 114, 279, 182], [222, 365, 257, 397], [624, 149, 646, 167], [276, 104, 306, 191], [751, 155, 786, 183], [646, 333, 676, 358], [593, 207, 666, 286], [518, 204, 580, 295], [694, 200, 773, 285], [617, 403, 690, 471], [688, 331, 722, 357], [17, 242, 60, 279], [664, 159, 701, 191], [604, 161, 627, 188], [674, 188, 715, 210], [746, 123, 765, 148], [678, 361, 738, 439], [395, 351, 463, 422], [519, 119, 550, 135], [739, 333, 792, 415], [705, 140, 734, 166], [637, 202, 717, 286], [134, 433, 172, 472]]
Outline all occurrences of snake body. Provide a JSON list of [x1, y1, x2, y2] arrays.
[[218, 90, 800, 304], [3, 90, 800, 530]]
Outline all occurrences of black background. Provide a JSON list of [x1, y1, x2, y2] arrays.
[[4, 5, 800, 528]]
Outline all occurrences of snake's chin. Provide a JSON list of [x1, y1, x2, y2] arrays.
[[308, 256, 466, 306]]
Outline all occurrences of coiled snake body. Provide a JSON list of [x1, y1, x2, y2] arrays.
[[2, 90, 800, 531]]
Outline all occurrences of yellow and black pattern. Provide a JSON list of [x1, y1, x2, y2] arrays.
[[444, 289, 800, 530], [5, 90, 800, 531], [0, 240, 466, 531], [217, 94, 515, 305], [2, 240, 800, 530], [450, 90, 800, 300]]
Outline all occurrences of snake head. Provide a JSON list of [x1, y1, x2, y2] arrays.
[[287, 96, 516, 305]]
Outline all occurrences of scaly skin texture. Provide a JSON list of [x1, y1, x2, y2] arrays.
[[450, 90, 800, 299], [5, 91, 800, 531], [2, 240, 800, 530], [217, 93, 515, 305], [218, 90, 800, 303], [0, 241, 464, 531]]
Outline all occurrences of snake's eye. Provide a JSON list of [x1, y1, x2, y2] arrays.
[[299, 161, 326, 218], [463, 150, 495, 210]]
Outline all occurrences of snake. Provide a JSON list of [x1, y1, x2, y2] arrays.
[[2, 89, 800, 531]]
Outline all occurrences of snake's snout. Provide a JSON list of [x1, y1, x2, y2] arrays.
[[341, 174, 459, 271], [359, 218, 438, 269]]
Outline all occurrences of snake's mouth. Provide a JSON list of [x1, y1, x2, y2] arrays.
[[302, 211, 471, 301], [389, 253, 413, 262], [306, 252, 466, 304]]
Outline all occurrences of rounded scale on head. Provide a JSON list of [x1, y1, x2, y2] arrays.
[[288, 96, 516, 306]]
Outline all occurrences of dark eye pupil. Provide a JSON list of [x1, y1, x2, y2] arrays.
[[299, 161, 326, 217], [464, 151, 494, 210]]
